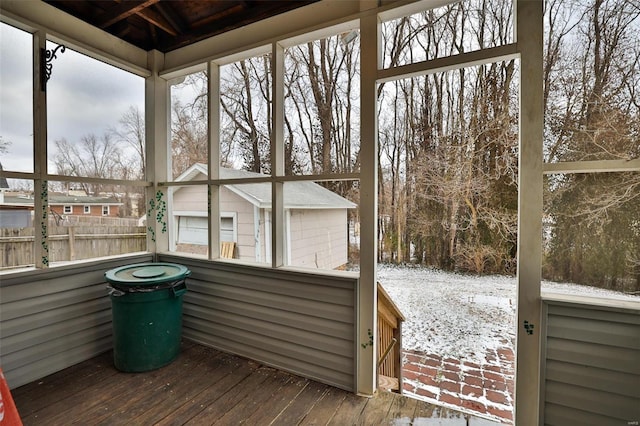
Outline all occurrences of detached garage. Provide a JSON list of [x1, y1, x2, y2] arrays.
[[172, 164, 356, 269]]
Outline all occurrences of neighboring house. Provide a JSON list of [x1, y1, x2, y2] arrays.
[[0, 193, 122, 228], [173, 164, 356, 270], [48, 195, 122, 218]]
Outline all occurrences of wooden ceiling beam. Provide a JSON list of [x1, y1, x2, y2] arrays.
[[98, 0, 160, 29]]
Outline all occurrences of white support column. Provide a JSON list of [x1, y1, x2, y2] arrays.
[[358, 10, 380, 396], [515, 0, 543, 424], [208, 61, 221, 260], [145, 50, 169, 256], [33, 31, 48, 268], [271, 42, 285, 268]]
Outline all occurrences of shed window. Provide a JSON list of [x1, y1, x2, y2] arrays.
[[220, 216, 235, 242], [102, 206, 109, 216], [84, 205, 90, 214], [63, 205, 72, 214]]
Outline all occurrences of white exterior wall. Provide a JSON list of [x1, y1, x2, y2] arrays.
[[173, 185, 207, 213], [288, 209, 348, 270]]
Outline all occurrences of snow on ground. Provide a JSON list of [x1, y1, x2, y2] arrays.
[[378, 264, 639, 365]]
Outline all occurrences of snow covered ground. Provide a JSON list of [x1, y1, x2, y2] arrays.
[[378, 264, 639, 364]]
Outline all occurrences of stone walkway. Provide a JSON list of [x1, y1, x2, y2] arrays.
[[402, 345, 515, 424]]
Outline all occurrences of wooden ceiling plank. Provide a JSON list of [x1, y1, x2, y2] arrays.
[[44, 0, 317, 53], [98, 0, 160, 29], [135, 6, 179, 36], [148, 20, 158, 44], [189, 3, 245, 29], [155, 2, 188, 35]]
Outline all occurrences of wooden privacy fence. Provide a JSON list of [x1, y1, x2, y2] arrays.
[[377, 282, 405, 393], [0, 225, 146, 269], [55, 216, 141, 226]]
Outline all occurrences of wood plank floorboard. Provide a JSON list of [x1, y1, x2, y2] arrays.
[[11, 340, 502, 425], [298, 385, 347, 425], [384, 392, 420, 423], [185, 366, 276, 424], [269, 379, 329, 425], [132, 351, 241, 424], [239, 375, 309, 424], [356, 389, 397, 425], [11, 351, 116, 417], [95, 344, 218, 425], [206, 369, 293, 425], [154, 356, 259, 425], [326, 392, 369, 425]]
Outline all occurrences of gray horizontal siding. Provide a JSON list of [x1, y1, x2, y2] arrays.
[[0, 253, 153, 389], [159, 254, 357, 392], [542, 300, 640, 425]]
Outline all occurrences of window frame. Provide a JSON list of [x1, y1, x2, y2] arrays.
[[0, 23, 151, 270], [220, 212, 237, 243], [160, 27, 362, 270]]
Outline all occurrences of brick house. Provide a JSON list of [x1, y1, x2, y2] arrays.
[[48, 195, 122, 218]]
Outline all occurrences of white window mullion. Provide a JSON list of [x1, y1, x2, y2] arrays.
[[145, 50, 170, 255], [209, 60, 221, 260], [271, 42, 285, 268], [357, 10, 380, 396], [33, 31, 49, 268], [515, 0, 544, 424]]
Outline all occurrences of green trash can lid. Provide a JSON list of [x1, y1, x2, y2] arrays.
[[105, 262, 191, 286]]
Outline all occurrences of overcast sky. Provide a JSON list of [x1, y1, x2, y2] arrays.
[[0, 22, 145, 175]]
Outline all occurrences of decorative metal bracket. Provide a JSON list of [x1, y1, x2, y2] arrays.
[[40, 44, 66, 92]]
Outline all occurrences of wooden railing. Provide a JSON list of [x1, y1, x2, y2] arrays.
[[377, 282, 405, 393]]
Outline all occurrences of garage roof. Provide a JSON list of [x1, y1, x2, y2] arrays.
[[175, 163, 356, 210]]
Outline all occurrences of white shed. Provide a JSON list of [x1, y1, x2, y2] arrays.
[[172, 164, 356, 269]]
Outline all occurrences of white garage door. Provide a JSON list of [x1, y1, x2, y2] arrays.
[[177, 216, 235, 245], [178, 216, 207, 245]]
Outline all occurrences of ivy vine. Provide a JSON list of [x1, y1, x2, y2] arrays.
[[147, 190, 167, 242], [361, 328, 374, 349]]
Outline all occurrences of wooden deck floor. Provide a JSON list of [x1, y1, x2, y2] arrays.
[[12, 340, 501, 425]]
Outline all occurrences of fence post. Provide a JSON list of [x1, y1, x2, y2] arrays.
[[68, 226, 75, 261]]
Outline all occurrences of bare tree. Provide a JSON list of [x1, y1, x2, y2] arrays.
[[377, 0, 518, 273], [220, 57, 271, 173], [286, 32, 360, 175], [171, 99, 207, 178], [111, 105, 145, 178], [53, 133, 122, 195], [544, 0, 640, 291]]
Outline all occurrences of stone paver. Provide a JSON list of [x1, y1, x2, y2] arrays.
[[402, 346, 515, 424]]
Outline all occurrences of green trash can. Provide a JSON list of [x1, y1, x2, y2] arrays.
[[105, 262, 191, 372]]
